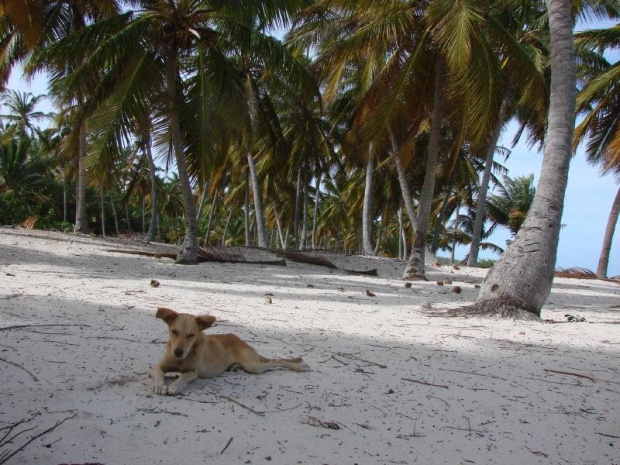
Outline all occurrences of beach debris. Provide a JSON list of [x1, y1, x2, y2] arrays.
[[419, 302, 432, 310], [453, 265, 461, 270], [306, 416, 340, 430], [264, 296, 273, 304], [544, 368, 595, 383], [451, 286, 462, 294], [474, 284, 481, 289], [365, 289, 376, 297], [443, 278, 453, 285], [220, 437, 234, 454], [436, 281, 444, 286], [404, 282, 412, 288], [306, 284, 315, 288], [565, 314, 586, 322], [150, 279, 160, 288]]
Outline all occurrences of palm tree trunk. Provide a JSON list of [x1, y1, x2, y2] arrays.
[[374, 216, 384, 255], [451, 199, 461, 265], [196, 181, 209, 223], [62, 172, 67, 223], [312, 168, 322, 250], [274, 205, 285, 249], [246, 150, 267, 248], [74, 122, 89, 234], [144, 140, 158, 243], [221, 209, 233, 247], [165, 45, 198, 264], [125, 203, 131, 233], [204, 188, 218, 247], [389, 129, 419, 232], [467, 97, 509, 266], [111, 192, 120, 236], [301, 168, 309, 250], [362, 144, 375, 255], [142, 196, 146, 234], [473, 0, 576, 318], [597, 186, 620, 279], [100, 185, 106, 237], [403, 58, 446, 280], [431, 185, 453, 254], [293, 167, 302, 248], [244, 171, 251, 246], [397, 207, 403, 260]]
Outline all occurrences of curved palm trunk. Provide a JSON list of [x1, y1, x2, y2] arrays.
[[246, 150, 268, 248], [144, 140, 158, 243], [403, 58, 445, 280], [73, 122, 89, 234], [473, 0, 576, 318], [362, 144, 375, 255], [597, 186, 620, 279], [389, 129, 419, 233], [467, 98, 509, 266], [165, 45, 198, 264]]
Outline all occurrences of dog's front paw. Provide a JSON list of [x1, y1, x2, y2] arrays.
[[150, 380, 167, 396], [299, 362, 311, 372], [166, 380, 184, 396]]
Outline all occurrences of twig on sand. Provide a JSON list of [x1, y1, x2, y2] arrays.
[[0, 414, 76, 465], [0, 324, 91, 331], [401, 378, 449, 389], [220, 437, 233, 454], [0, 357, 38, 381], [336, 352, 387, 369], [544, 369, 595, 383], [438, 368, 506, 381], [596, 431, 620, 439]]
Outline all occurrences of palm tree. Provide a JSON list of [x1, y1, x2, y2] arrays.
[[39, 0, 310, 261], [485, 174, 537, 237], [574, 24, 620, 278], [0, 90, 51, 138], [471, 0, 576, 319]]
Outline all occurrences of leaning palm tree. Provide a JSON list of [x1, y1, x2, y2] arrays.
[[470, 0, 577, 319], [574, 24, 620, 278]]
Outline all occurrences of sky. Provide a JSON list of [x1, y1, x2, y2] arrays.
[[3, 19, 618, 277]]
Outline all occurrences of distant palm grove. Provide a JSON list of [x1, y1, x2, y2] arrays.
[[1, 1, 619, 316]]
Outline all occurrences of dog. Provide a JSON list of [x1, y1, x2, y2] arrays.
[[150, 307, 310, 395]]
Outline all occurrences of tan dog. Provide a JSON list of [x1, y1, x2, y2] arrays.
[[150, 307, 310, 395]]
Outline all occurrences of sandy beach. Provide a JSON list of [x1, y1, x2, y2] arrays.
[[0, 227, 618, 465]]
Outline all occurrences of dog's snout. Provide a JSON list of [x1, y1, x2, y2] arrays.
[[174, 348, 184, 358]]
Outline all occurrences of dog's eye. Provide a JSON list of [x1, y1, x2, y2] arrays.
[[187, 334, 195, 339], [171, 330, 179, 336]]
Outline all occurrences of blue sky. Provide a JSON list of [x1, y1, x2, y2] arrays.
[[3, 19, 618, 277]]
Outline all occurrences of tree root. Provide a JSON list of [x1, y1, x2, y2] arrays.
[[428, 297, 541, 321]]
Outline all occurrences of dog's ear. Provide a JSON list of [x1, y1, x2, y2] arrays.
[[196, 315, 216, 331], [156, 307, 179, 324]]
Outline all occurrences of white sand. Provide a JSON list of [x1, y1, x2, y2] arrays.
[[0, 227, 618, 465]]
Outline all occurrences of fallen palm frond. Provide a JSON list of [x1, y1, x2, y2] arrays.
[[554, 267, 597, 279], [105, 247, 286, 266], [18, 216, 39, 230], [273, 250, 378, 276]]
